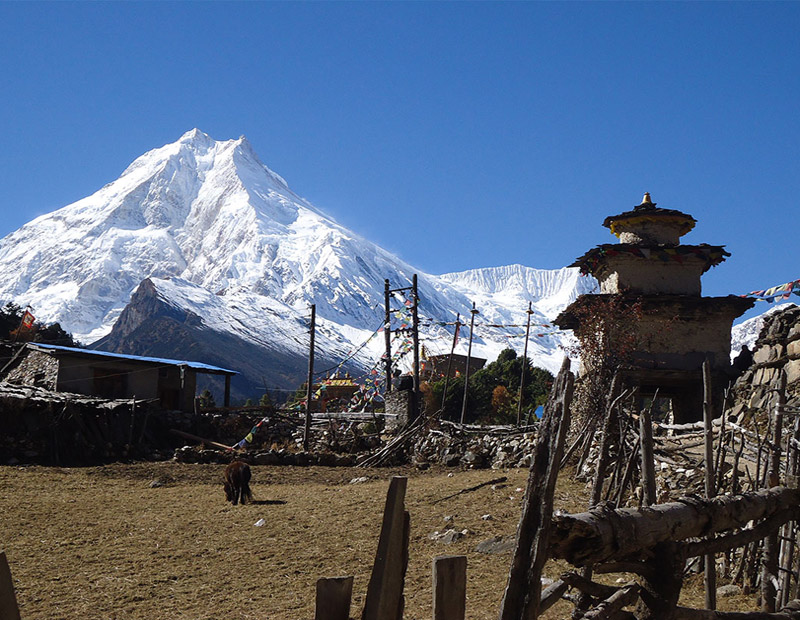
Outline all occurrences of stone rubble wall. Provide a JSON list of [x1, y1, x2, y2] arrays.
[[412, 425, 538, 469], [730, 305, 800, 419], [4, 350, 58, 390]]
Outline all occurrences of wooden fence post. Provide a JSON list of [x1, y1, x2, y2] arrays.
[[0, 551, 21, 620], [432, 555, 466, 620], [315, 576, 354, 620], [362, 476, 409, 620], [703, 358, 717, 611], [498, 358, 574, 620]]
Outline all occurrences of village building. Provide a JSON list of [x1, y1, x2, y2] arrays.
[[309, 372, 361, 412], [421, 353, 487, 381], [555, 193, 754, 422], [0, 343, 236, 411]]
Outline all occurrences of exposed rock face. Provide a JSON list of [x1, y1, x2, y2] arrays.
[[730, 305, 800, 418], [91, 278, 337, 403]]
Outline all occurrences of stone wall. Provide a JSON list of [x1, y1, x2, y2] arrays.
[[730, 305, 800, 418], [5, 350, 59, 390]]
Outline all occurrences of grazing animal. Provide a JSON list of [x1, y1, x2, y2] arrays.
[[223, 461, 252, 505]]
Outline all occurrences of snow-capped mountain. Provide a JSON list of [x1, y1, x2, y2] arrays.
[[0, 129, 595, 397]]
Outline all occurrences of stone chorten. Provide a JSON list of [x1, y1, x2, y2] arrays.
[[555, 193, 754, 422]]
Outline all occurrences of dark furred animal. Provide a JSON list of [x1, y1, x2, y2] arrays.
[[223, 461, 252, 505]]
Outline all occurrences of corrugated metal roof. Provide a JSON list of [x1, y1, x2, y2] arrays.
[[28, 343, 237, 375]]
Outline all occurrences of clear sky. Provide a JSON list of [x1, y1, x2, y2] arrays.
[[1, 2, 798, 321]]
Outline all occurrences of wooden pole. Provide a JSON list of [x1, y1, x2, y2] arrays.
[[411, 274, 420, 423], [440, 314, 460, 416], [224, 375, 231, 407], [304, 304, 316, 452], [433, 555, 467, 620], [315, 576, 353, 620], [640, 398, 658, 506], [516, 301, 534, 426], [459, 302, 478, 425], [703, 358, 717, 611], [0, 551, 21, 620], [764, 369, 788, 613], [385, 279, 392, 394]]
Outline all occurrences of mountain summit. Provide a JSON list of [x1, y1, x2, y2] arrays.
[[0, 130, 596, 397]]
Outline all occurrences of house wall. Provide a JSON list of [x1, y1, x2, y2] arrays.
[[599, 254, 705, 295], [56, 357, 160, 400], [634, 311, 734, 370], [616, 220, 683, 245]]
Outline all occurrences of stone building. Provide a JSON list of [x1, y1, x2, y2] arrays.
[[555, 193, 753, 422], [1, 343, 237, 411]]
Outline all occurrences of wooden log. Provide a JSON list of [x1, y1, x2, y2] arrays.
[[561, 571, 619, 599], [550, 487, 800, 566], [540, 579, 569, 614], [362, 476, 409, 620], [684, 509, 797, 558], [315, 576, 353, 620], [498, 358, 573, 620], [0, 551, 21, 620], [432, 555, 466, 620], [581, 583, 640, 620]]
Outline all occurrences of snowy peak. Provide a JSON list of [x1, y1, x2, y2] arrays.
[[0, 130, 602, 382]]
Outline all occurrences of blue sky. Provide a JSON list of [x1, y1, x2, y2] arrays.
[[1, 2, 798, 320]]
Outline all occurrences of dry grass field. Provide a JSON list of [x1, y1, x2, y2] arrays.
[[0, 462, 758, 619]]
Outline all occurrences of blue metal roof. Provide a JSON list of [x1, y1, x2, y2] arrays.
[[28, 343, 237, 375]]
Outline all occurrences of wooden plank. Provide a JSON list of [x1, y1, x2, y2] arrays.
[[315, 576, 353, 620], [0, 551, 21, 620], [432, 555, 466, 620], [361, 476, 408, 620]]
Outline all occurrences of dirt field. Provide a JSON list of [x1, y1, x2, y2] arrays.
[[0, 462, 758, 619]]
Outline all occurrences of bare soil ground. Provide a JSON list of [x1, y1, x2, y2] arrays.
[[0, 462, 758, 619]]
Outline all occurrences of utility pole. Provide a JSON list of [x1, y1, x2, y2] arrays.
[[303, 304, 316, 451], [440, 313, 461, 417], [516, 301, 534, 426], [460, 302, 479, 424], [384, 279, 392, 394], [411, 274, 420, 422]]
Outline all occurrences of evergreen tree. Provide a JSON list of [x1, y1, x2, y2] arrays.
[[424, 348, 553, 424], [259, 391, 274, 408]]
